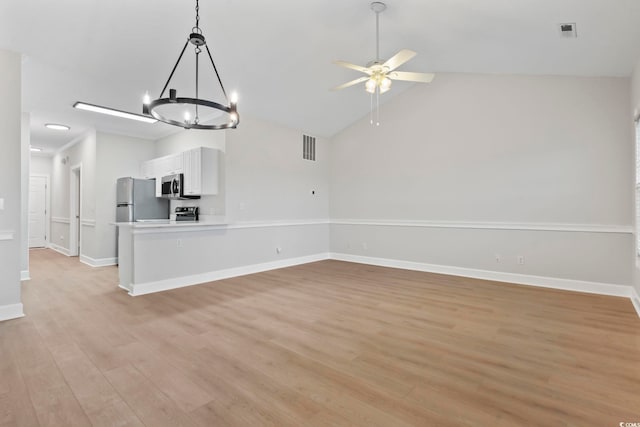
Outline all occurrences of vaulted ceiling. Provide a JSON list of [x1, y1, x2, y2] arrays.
[[2, 0, 640, 153]]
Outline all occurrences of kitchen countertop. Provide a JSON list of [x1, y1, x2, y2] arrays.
[[114, 218, 227, 228]]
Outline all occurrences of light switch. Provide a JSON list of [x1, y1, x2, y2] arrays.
[[0, 198, 4, 210]]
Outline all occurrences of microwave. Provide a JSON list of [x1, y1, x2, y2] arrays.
[[161, 174, 200, 200]]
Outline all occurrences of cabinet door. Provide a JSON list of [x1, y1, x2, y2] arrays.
[[158, 156, 170, 176], [141, 159, 162, 196], [167, 153, 183, 175], [183, 148, 201, 195]]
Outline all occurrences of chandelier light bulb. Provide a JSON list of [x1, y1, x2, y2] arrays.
[[184, 111, 191, 122], [230, 92, 239, 104], [142, 91, 151, 105]]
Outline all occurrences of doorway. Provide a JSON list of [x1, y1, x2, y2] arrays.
[[28, 174, 49, 248], [69, 164, 82, 257]]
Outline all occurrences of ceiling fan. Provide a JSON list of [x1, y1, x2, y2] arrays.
[[332, 2, 435, 95]]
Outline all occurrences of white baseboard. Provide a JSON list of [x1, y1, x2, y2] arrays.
[[20, 270, 30, 281], [631, 288, 640, 319], [329, 253, 632, 298], [49, 243, 70, 256], [79, 254, 117, 267], [0, 303, 24, 322], [128, 253, 330, 296], [331, 219, 632, 234]]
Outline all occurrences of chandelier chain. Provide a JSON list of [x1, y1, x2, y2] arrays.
[[195, 0, 200, 30]]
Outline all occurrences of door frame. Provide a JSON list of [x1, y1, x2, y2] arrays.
[[69, 163, 82, 257], [29, 173, 50, 248]]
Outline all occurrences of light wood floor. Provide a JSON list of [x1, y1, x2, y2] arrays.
[[1, 249, 639, 426]]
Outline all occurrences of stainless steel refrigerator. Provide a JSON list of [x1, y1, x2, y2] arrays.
[[116, 177, 169, 222]]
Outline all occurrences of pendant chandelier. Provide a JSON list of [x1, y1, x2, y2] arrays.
[[143, 0, 238, 130]]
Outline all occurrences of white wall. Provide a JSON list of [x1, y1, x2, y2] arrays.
[[330, 73, 633, 287], [225, 115, 329, 222], [20, 113, 30, 280], [30, 155, 52, 176], [50, 148, 70, 251], [632, 59, 640, 119], [50, 131, 97, 256], [49, 131, 156, 263], [155, 129, 226, 155], [631, 58, 640, 298], [93, 132, 156, 261], [0, 49, 23, 320]]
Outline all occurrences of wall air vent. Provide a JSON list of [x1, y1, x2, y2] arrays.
[[303, 134, 316, 161], [559, 23, 577, 38]]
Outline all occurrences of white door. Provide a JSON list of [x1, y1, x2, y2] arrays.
[[29, 176, 47, 248]]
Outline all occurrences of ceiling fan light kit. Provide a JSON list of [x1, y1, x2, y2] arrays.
[[144, 0, 239, 130]]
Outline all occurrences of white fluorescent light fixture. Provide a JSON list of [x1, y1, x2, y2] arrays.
[[30, 146, 42, 152], [45, 123, 70, 131], [73, 102, 157, 124]]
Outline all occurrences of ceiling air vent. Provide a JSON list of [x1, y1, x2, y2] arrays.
[[303, 135, 316, 161], [559, 23, 577, 38]]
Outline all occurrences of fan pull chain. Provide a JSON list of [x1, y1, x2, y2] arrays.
[[370, 92, 374, 125], [376, 89, 380, 126], [369, 88, 381, 126]]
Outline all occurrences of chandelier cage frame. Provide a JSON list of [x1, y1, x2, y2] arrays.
[[143, 0, 238, 130]]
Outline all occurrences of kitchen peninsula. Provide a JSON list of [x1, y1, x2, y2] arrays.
[[116, 219, 228, 296], [115, 218, 330, 297]]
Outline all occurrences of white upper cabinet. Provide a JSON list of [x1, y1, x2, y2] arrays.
[[183, 147, 218, 196], [165, 153, 184, 175], [142, 152, 184, 196], [142, 153, 183, 178], [141, 147, 218, 197]]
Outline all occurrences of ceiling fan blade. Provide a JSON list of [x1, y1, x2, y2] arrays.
[[331, 76, 370, 91], [389, 71, 435, 83], [333, 60, 372, 74], [383, 49, 417, 71]]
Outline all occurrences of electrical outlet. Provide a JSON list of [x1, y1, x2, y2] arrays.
[[60, 235, 64, 241], [177, 239, 182, 248], [517, 255, 525, 265], [276, 247, 282, 254], [495, 254, 501, 263]]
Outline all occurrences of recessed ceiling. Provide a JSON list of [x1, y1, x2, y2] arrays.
[[1, 0, 639, 154]]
